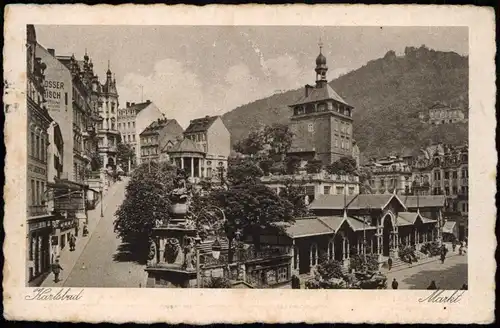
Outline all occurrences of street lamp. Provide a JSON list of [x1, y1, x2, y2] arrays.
[[100, 185, 104, 218]]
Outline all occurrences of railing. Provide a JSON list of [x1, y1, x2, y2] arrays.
[[370, 166, 412, 174], [29, 205, 49, 216]]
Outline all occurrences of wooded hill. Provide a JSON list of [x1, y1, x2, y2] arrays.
[[222, 45, 468, 161]]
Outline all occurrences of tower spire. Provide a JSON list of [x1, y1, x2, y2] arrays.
[[319, 37, 323, 53], [315, 38, 328, 88]]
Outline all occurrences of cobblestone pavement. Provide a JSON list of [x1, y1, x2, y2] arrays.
[[44, 177, 147, 288], [386, 251, 468, 290]]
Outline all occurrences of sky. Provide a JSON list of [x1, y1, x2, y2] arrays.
[[35, 25, 468, 128]]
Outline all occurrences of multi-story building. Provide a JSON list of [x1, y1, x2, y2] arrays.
[[117, 100, 165, 166], [139, 118, 184, 164], [167, 115, 231, 180], [261, 172, 360, 204], [365, 156, 413, 195], [96, 64, 120, 170], [26, 25, 55, 285], [419, 102, 467, 125], [288, 44, 355, 165]]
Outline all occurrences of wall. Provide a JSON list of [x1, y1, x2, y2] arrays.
[[135, 103, 164, 164], [36, 44, 74, 179], [206, 117, 231, 158]]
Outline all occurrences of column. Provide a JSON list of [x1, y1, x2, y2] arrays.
[[198, 158, 202, 177], [357, 238, 360, 255], [190, 157, 194, 178], [180, 157, 184, 169], [346, 239, 350, 259], [370, 238, 373, 255]]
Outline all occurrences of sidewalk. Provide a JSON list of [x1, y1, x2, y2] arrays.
[[41, 180, 124, 287]]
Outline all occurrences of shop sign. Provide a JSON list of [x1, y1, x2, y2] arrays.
[[29, 220, 51, 232]]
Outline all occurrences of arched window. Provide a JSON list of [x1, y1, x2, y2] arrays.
[[310, 243, 318, 267], [327, 239, 334, 260]]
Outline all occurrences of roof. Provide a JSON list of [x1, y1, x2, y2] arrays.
[[291, 84, 350, 107], [168, 137, 205, 154], [184, 115, 219, 134], [317, 216, 346, 232], [140, 119, 173, 135], [397, 212, 420, 225], [346, 217, 376, 231], [285, 217, 333, 238], [402, 195, 446, 208], [310, 194, 406, 211], [126, 101, 152, 113]]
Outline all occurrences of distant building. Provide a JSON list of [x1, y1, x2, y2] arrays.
[[117, 100, 165, 166], [420, 102, 467, 125], [167, 115, 230, 180], [365, 155, 413, 195], [288, 44, 355, 165], [139, 118, 184, 164]]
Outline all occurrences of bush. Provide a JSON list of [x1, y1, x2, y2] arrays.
[[306, 160, 323, 174], [420, 241, 440, 257], [204, 276, 232, 288], [349, 254, 379, 272], [399, 245, 418, 263]]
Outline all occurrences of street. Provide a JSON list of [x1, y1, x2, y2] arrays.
[[43, 177, 147, 288], [386, 252, 468, 290]]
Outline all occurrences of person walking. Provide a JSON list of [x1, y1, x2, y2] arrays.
[[440, 251, 446, 264], [408, 255, 413, 267], [427, 281, 437, 290], [52, 259, 63, 283], [387, 257, 393, 271], [391, 278, 399, 289], [291, 275, 301, 289], [452, 240, 457, 252]]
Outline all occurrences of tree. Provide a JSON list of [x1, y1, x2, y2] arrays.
[[284, 155, 301, 175], [90, 150, 102, 171], [114, 161, 178, 261], [210, 183, 295, 259], [233, 129, 265, 157], [278, 177, 309, 217], [263, 123, 294, 160], [116, 142, 135, 173], [258, 158, 274, 176], [306, 159, 323, 174], [326, 156, 357, 175], [227, 158, 263, 185], [357, 167, 373, 194]]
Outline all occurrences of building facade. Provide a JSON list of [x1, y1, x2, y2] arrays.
[[117, 100, 165, 166], [365, 156, 413, 195], [288, 44, 355, 165], [139, 118, 184, 163], [26, 25, 55, 285], [420, 102, 467, 125], [168, 115, 231, 181]]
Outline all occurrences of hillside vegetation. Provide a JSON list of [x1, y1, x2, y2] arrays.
[[222, 45, 469, 160]]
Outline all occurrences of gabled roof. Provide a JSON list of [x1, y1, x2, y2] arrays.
[[346, 217, 376, 231], [140, 119, 173, 135], [398, 212, 437, 226], [126, 101, 152, 113], [291, 84, 350, 107], [285, 217, 334, 238], [310, 194, 406, 211], [317, 216, 346, 232], [184, 115, 219, 134], [402, 195, 446, 208], [168, 137, 205, 154]]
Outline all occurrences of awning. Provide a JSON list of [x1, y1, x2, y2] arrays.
[[442, 221, 456, 234]]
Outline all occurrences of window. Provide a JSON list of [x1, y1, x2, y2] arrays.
[[35, 135, 40, 159], [40, 135, 44, 162], [346, 140, 350, 150], [307, 123, 314, 132], [334, 120, 339, 131], [346, 124, 350, 135], [452, 186, 458, 195], [128, 122, 130, 128], [132, 122, 135, 128], [336, 186, 344, 195], [341, 138, 344, 149], [452, 171, 458, 179], [277, 266, 288, 282], [31, 179, 35, 206], [207, 167, 212, 178], [30, 131, 35, 156], [445, 187, 449, 195], [133, 135, 136, 141], [35, 181, 40, 205], [335, 138, 338, 148], [444, 171, 449, 180], [324, 186, 331, 195], [349, 187, 355, 195]]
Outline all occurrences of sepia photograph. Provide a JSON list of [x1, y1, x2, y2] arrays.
[[4, 4, 496, 324], [26, 24, 470, 290]]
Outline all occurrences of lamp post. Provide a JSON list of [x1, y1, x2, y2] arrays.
[[100, 185, 104, 218]]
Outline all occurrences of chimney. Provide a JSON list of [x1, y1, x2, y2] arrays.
[[126, 102, 130, 107], [305, 84, 314, 97], [48, 48, 55, 56]]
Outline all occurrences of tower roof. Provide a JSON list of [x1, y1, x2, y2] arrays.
[[316, 52, 327, 66], [291, 84, 350, 107]]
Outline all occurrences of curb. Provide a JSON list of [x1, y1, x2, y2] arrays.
[[41, 180, 124, 287]]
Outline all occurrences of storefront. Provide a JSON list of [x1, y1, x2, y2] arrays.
[[27, 216, 55, 286]]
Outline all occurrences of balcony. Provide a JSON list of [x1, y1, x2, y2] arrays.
[[29, 205, 49, 217], [371, 166, 412, 174]]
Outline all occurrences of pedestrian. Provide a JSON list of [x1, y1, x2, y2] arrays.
[[464, 237, 468, 247], [391, 278, 399, 289], [427, 281, 437, 290], [387, 257, 393, 271], [291, 275, 300, 289], [408, 255, 413, 267], [458, 245, 463, 255], [440, 252, 446, 264], [452, 240, 456, 252], [52, 259, 63, 283], [69, 234, 76, 251]]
